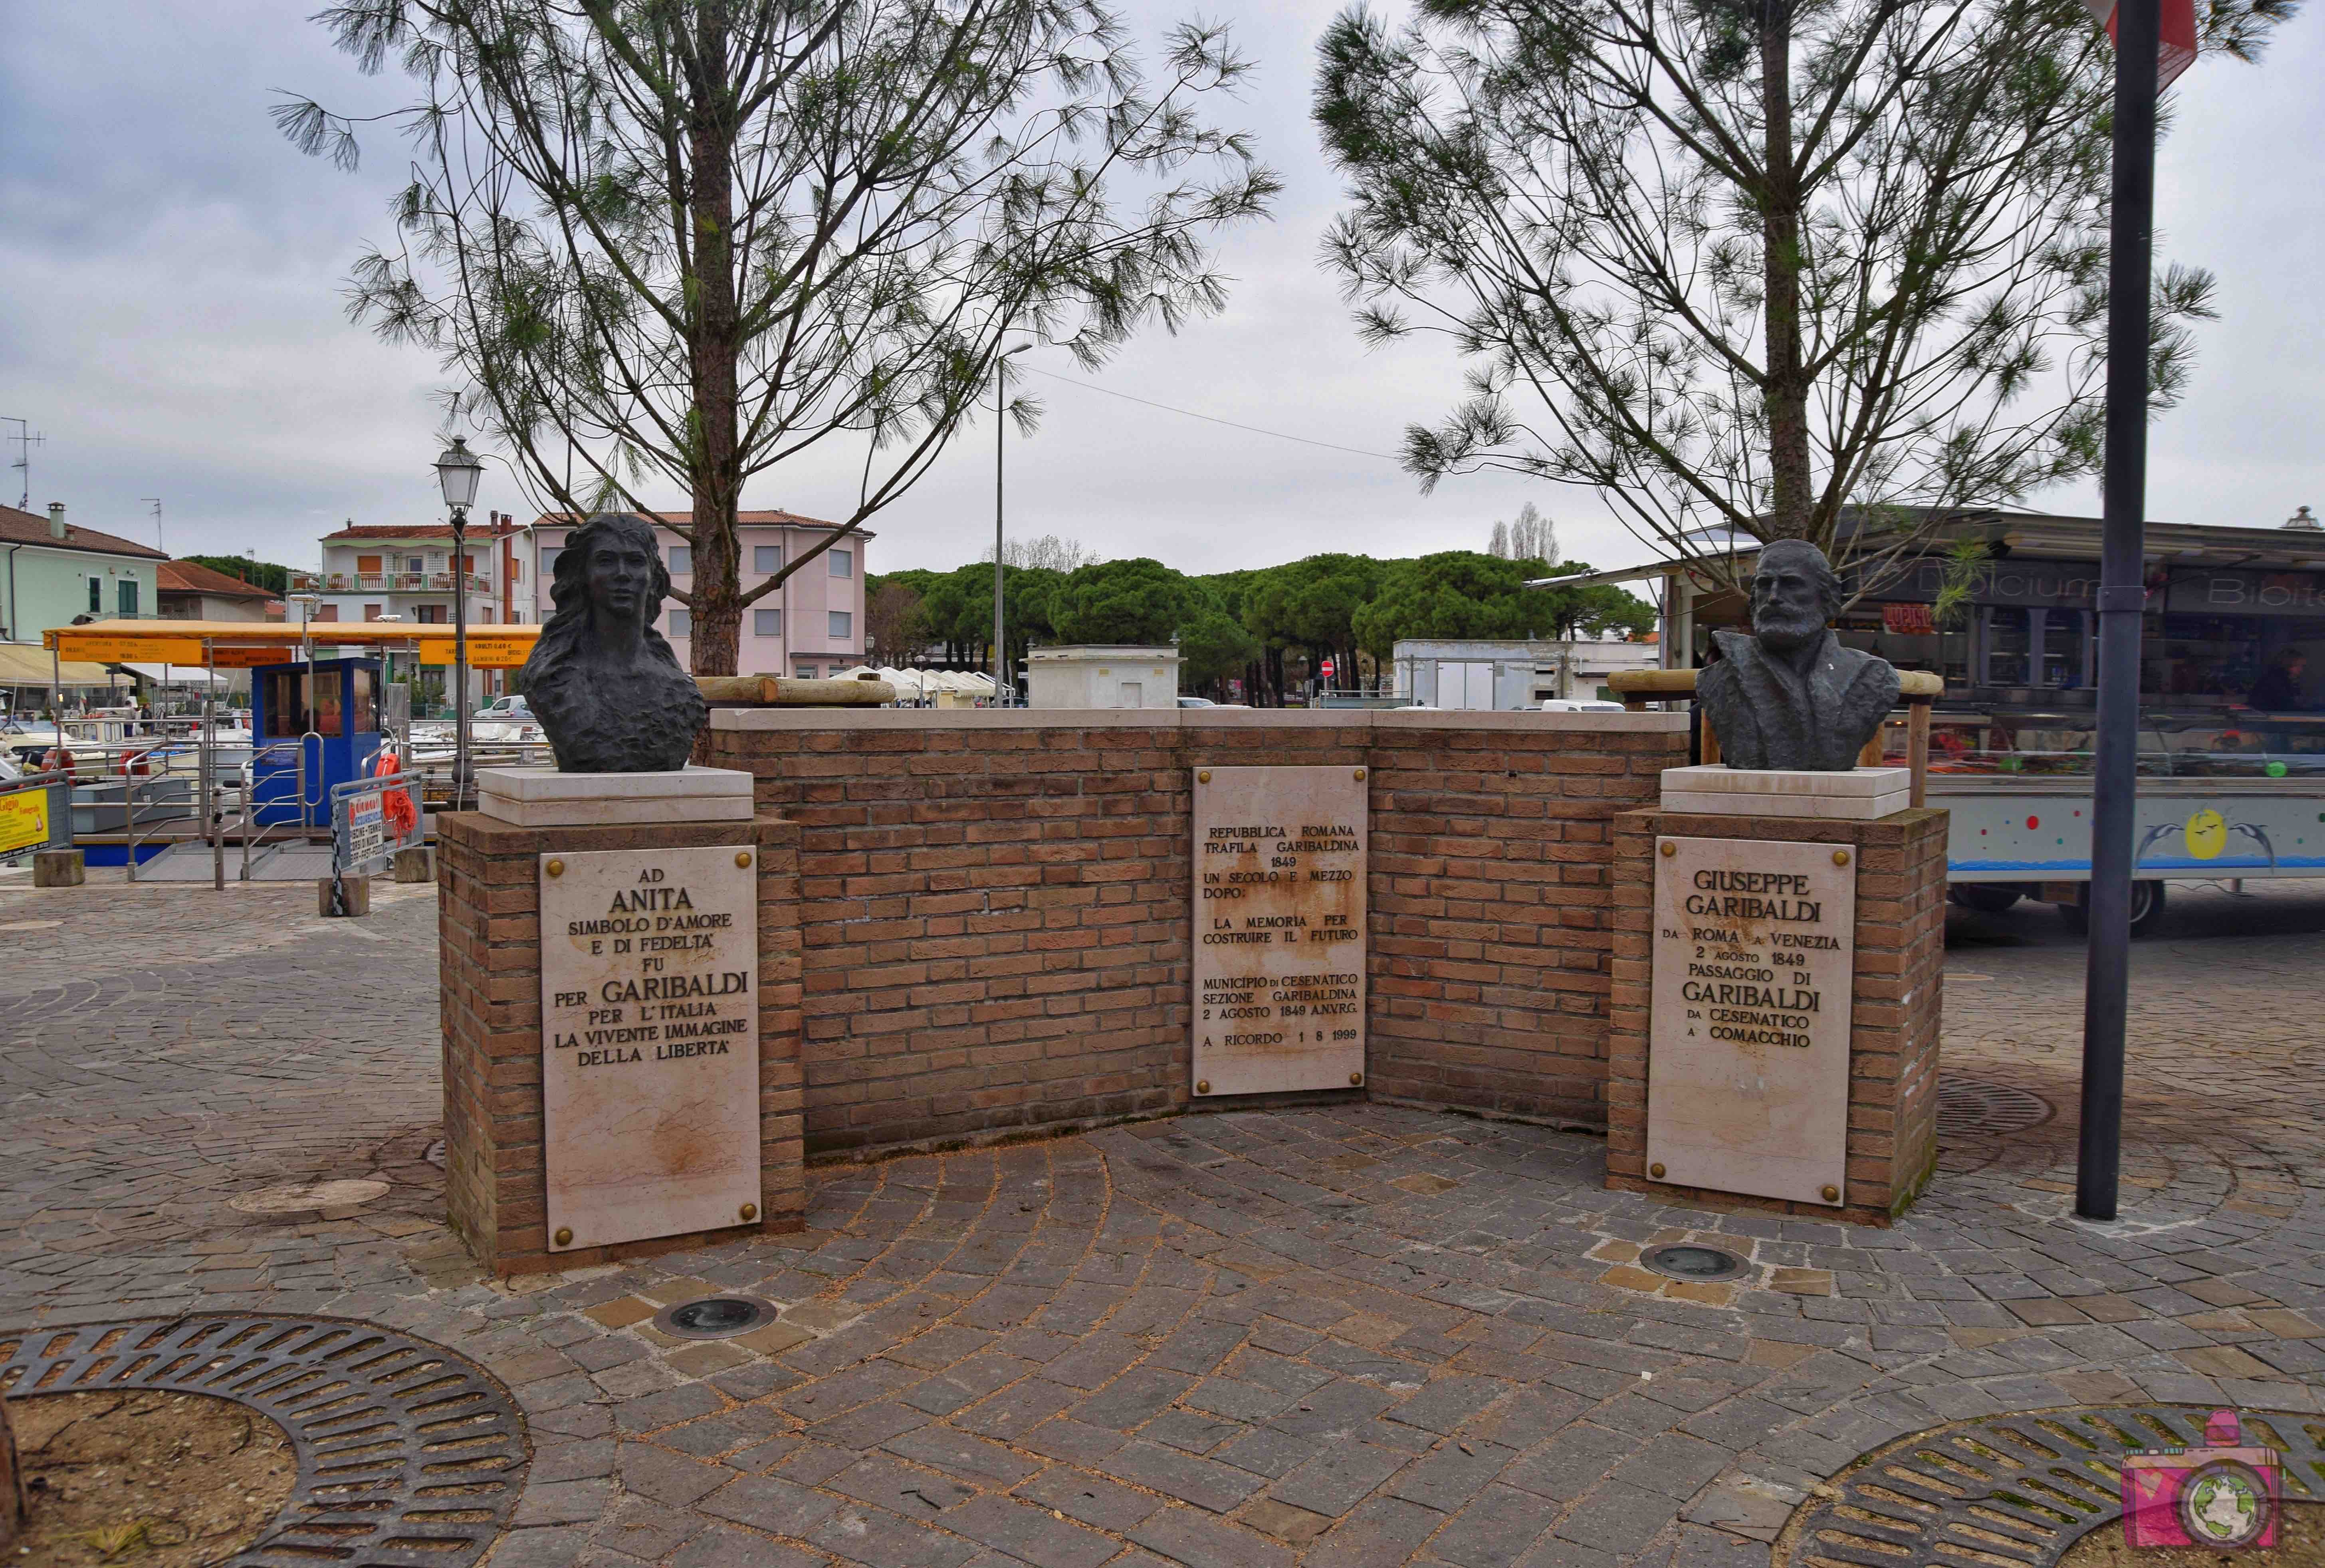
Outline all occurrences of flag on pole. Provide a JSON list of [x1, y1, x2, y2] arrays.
[[2083, 0, 2198, 89]]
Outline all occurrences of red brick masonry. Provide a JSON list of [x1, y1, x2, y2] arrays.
[[437, 812, 805, 1274], [704, 709, 1691, 1156], [1604, 807, 1949, 1225]]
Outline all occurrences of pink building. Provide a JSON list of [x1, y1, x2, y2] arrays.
[[521, 510, 870, 677]]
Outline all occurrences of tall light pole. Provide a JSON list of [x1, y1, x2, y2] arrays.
[[2077, 0, 2166, 1224], [995, 343, 1031, 702], [435, 436, 485, 810]]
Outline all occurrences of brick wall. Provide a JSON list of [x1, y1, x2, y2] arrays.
[[1603, 806, 1948, 1225], [437, 812, 805, 1273], [704, 708, 1690, 1156]]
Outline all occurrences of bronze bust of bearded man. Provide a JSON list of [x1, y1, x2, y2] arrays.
[[519, 513, 708, 773], [1695, 539, 1900, 771]]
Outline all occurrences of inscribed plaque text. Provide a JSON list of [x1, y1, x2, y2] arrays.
[[539, 845, 760, 1250], [1647, 836, 1854, 1206], [1192, 767, 1367, 1095]]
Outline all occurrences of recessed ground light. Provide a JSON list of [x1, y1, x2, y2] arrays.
[[1642, 1244, 1746, 1282], [653, 1296, 778, 1340]]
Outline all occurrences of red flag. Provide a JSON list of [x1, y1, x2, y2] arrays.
[[2084, 0, 2198, 90]]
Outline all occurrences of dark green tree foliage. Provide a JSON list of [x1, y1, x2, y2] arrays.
[[179, 556, 291, 594], [1175, 597, 1261, 693], [917, 562, 1061, 674], [1534, 567, 1659, 642], [1316, 0, 2292, 591], [1353, 550, 1613, 657], [1049, 558, 1195, 645], [1241, 553, 1385, 692], [281, 0, 1276, 675]]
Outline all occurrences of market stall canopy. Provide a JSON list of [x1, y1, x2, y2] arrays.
[[43, 618, 545, 669], [120, 662, 233, 687], [0, 644, 126, 687]]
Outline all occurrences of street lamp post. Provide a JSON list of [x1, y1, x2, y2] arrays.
[[995, 343, 1031, 703], [435, 436, 484, 811]]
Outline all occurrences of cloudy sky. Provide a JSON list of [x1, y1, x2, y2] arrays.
[[2, 1, 2319, 588]]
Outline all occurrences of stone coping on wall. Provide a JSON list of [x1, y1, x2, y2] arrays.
[[711, 706, 1692, 734]]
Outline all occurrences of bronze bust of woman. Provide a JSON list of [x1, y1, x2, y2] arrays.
[[519, 513, 708, 772]]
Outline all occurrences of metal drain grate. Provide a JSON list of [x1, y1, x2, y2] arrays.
[[0, 1315, 527, 1567], [1936, 1075, 2054, 1138], [1777, 1405, 2325, 1568]]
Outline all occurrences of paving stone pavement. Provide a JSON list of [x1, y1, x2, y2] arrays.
[[1, 875, 2321, 1568]]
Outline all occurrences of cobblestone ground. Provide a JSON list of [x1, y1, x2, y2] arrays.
[[1, 875, 2320, 1568]]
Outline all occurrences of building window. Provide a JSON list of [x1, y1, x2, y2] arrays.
[[314, 604, 340, 623], [669, 610, 691, 637], [754, 544, 782, 573], [828, 610, 852, 640], [754, 609, 782, 636], [478, 606, 495, 624], [364, 604, 383, 622], [828, 548, 852, 579], [416, 604, 447, 625], [539, 547, 561, 580], [404, 556, 425, 574], [88, 578, 101, 614], [118, 578, 139, 616], [795, 660, 821, 680], [669, 546, 691, 574]]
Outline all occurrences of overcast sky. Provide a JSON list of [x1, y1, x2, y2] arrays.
[[2, 1, 2319, 588]]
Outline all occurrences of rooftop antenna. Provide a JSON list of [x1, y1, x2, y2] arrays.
[[0, 416, 44, 510], [142, 497, 163, 552]]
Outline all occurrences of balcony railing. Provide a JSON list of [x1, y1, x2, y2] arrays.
[[291, 572, 494, 595]]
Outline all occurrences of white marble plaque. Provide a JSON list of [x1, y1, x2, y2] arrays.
[[539, 845, 761, 1251], [1647, 836, 1854, 1206], [1192, 767, 1367, 1096]]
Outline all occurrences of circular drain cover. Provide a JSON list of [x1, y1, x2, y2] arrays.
[[1936, 1075, 2053, 1137], [1643, 1244, 1746, 1281], [229, 1178, 389, 1214], [654, 1296, 777, 1339]]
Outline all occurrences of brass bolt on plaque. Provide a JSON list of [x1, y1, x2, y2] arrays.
[[1659, 842, 1676, 857], [553, 1227, 573, 1246], [736, 851, 752, 868], [1354, 768, 1366, 781], [1649, 1162, 1666, 1178], [1832, 849, 1851, 866], [1195, 1079, 1211, 1094], [1821, 1185, 1841, 1202], [739, 1203, 757, 1222], [1349, 1071, 1364, 1087], [1197, 770, 1211, 783], [545, 859, 565, 877]]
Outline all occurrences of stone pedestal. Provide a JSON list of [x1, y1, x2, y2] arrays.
[[319, 873, 372, 917], [1607, 806, 1947, 1225], [32, 849, 83, 887], [437, 772, 804, 1274]]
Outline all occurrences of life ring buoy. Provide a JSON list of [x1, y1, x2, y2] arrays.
[[376, 748, 420, 839]]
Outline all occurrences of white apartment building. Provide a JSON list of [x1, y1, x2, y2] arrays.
[[522, 511, 868, 678], [294, 516, 527, 628]]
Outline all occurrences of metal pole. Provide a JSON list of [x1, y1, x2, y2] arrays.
[[205, 637, 223, 891], [993, 368, 1006, 701], [2077, 0, 2161, 1223], [454, 505, 472, 812]]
